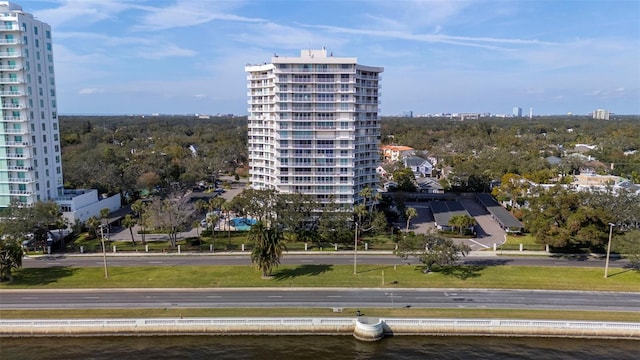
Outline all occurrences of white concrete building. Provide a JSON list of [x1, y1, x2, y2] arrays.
[[0, 1, 63, 207], [245, 49, 383, 207]]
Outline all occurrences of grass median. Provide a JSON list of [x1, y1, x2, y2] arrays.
[[1, 308, 638, 323], [1, 264, 638, 291]]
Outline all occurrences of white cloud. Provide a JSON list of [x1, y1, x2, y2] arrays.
[[134, 44, 198, 59], [131, 0, 265, 32], [32, 0, 140, 29], [78, 88, 103, 95]]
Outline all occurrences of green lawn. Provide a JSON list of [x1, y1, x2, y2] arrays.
[[500, 234, 546, 251], [1, 308, 638, 323], [2, 264, 638, 292]]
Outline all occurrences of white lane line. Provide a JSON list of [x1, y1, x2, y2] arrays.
[[268, 295, 283, 298], [300, 260, 313, 263], [207, 296, 221, 298], [468, 238, 490, 249], [148, 261, 164, 264], [83, 296, 100, 299], [327, 295, 342, 298], [22, 297, 37, 300]]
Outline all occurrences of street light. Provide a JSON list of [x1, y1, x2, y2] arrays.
[[100, 223, 109, 279], [604, 223, 615, 279], [353, 221, 358, 275]]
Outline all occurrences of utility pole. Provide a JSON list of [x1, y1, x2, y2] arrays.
[[100, 224, 109, 278], [353, 221, 358, 275], [604, 223, 615, 278]]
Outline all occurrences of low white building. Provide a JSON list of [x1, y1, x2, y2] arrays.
[[56, 189, 121, 227]]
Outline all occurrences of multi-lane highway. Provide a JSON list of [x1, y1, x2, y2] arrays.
[[21, 253, 628, 268], [1, 288, 638, 312]]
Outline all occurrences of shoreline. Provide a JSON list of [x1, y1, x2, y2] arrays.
[[2, 317, 639, 340]]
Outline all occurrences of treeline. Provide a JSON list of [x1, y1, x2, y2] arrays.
[[381, 115, 640, 190], [60, 115, 248, 200]]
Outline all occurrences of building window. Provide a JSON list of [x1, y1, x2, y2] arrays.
[[56, 167, 60, 174], [42, 134, 46, 142], [45, 30, 50, 39], [54, 145, 59, 152], [34, 26, 38, 35], [22, 36, 27, 45], [35, 39, 39, 47], [46, 43, 51, 51]]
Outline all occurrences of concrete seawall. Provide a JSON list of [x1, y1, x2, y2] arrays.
[[1, 318, 639, 340]]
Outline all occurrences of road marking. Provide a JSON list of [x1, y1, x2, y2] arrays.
[[300, 260, 313, 263], [83, 296, 100, 299], [207, 296, 221, 298], [148, 261, 164, 264], [22, 297, 37, 300], [467, 238, 490, 249], [268, 295, 283, 298], [327, 295, 342, 298]]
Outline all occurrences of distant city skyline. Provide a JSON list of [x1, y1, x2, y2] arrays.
[[22, 0, 640, 115]]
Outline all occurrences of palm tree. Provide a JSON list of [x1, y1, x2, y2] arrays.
[[86, 216, 100, 239], [131, 200, 148, 245], [122, 214, 137, 246], [221, 200, 233, 241], [405, 207, 418, 232], [249, 221, 287, 278]]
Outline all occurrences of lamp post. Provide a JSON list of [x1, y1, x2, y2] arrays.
[[353, 221, 358, 275], [604, 223, 615, 279], [100, 223, 109, 279]]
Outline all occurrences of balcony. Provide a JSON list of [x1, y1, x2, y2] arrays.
[[0, 128, 27, 134], [6, 165, 33, 171], [0, 153, 28, 158], [0, 177, 34, 183], [0, 25, 19, 31], [0, 38, 19, 45], [0, 90, 23, 96], [1, 103, 24, 109], [1, 116, 26, 122], [3, 141, 30, 146], [0, 51, 21, 58], [0, 78, 21, 84], [9, 190, 33, 195], [0, 65, 21, 71]]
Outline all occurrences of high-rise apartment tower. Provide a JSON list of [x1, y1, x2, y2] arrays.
[[245, 49, 383, 207], [0, 1, 62, 207]]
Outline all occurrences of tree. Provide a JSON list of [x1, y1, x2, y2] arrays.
[[448, 215, 476, 235], [122, 214, 137, 246], [147, 197, 188, 248], [613, 229, 640, 269], [396, 232, 470, 273], [405, 207, 418, 232], [249, 221, 286, 278], [0, 238, 23, 282], [131, 200, 150, 245]]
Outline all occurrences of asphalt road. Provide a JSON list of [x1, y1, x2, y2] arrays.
[[1, 288, 638, 312], [22, 254, 629, 268]]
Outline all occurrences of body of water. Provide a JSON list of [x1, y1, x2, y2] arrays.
[[2, 335, 638, 359]]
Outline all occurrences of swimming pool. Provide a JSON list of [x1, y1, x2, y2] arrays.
[[230, 217, 257, 231]]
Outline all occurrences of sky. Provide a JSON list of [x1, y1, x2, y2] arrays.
[[19, 0, 640, 116]]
